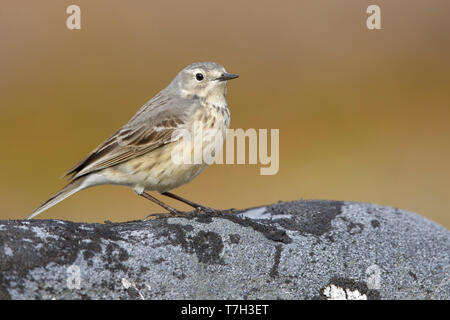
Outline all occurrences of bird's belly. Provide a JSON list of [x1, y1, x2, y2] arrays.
[[105, 143, 210, 193], [103, 106, 229, 193]]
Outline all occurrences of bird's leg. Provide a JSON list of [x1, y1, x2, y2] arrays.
[[160, 191, 216, 213], [137, 191, 183, 220]]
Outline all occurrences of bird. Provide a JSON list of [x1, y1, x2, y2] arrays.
[[28, 62, 239, 220]]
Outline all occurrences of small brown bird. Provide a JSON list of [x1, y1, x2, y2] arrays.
[[28, 62, 238, 219]]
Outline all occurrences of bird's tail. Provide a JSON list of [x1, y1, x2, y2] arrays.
[[27, 177, 87, 219]]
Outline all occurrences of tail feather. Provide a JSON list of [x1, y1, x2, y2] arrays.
[[27, 177, 86, 219]]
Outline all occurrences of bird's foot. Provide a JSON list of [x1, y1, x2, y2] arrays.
[[142, 209, 184, 221], [194, 206, 218, 214], [222, 208, 238, 214]]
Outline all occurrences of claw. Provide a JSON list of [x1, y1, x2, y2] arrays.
[[142, 210, 184, 221], [194, 206, 217, 214], [142, 213, 170, 221]]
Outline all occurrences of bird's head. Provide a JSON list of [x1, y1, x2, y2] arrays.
[[170, 62, 238, 105]]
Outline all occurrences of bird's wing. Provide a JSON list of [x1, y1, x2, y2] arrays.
[[64, 94, 193, 180]]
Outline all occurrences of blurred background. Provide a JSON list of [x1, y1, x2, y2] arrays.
[[1, 0, 449, 227]]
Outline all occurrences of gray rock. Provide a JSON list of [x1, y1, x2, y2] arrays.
[[0, 200, 448, 300]]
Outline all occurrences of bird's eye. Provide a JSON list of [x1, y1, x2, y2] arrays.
[[195, 73, 204, 81]]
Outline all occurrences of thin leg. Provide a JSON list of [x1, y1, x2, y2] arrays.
[[160, 191, 215, 213], [137, 191, 182, 220]]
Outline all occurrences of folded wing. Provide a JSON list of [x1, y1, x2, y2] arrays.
[[64, 95, 190, 180]]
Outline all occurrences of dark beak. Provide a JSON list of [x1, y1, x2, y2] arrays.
[[216, 73, 239, 81]]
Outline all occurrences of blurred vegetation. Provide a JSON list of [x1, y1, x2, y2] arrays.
[[1, 0, 449, 227]]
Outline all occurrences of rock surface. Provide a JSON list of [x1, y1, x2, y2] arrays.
[[0, 200, 448, 300]]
